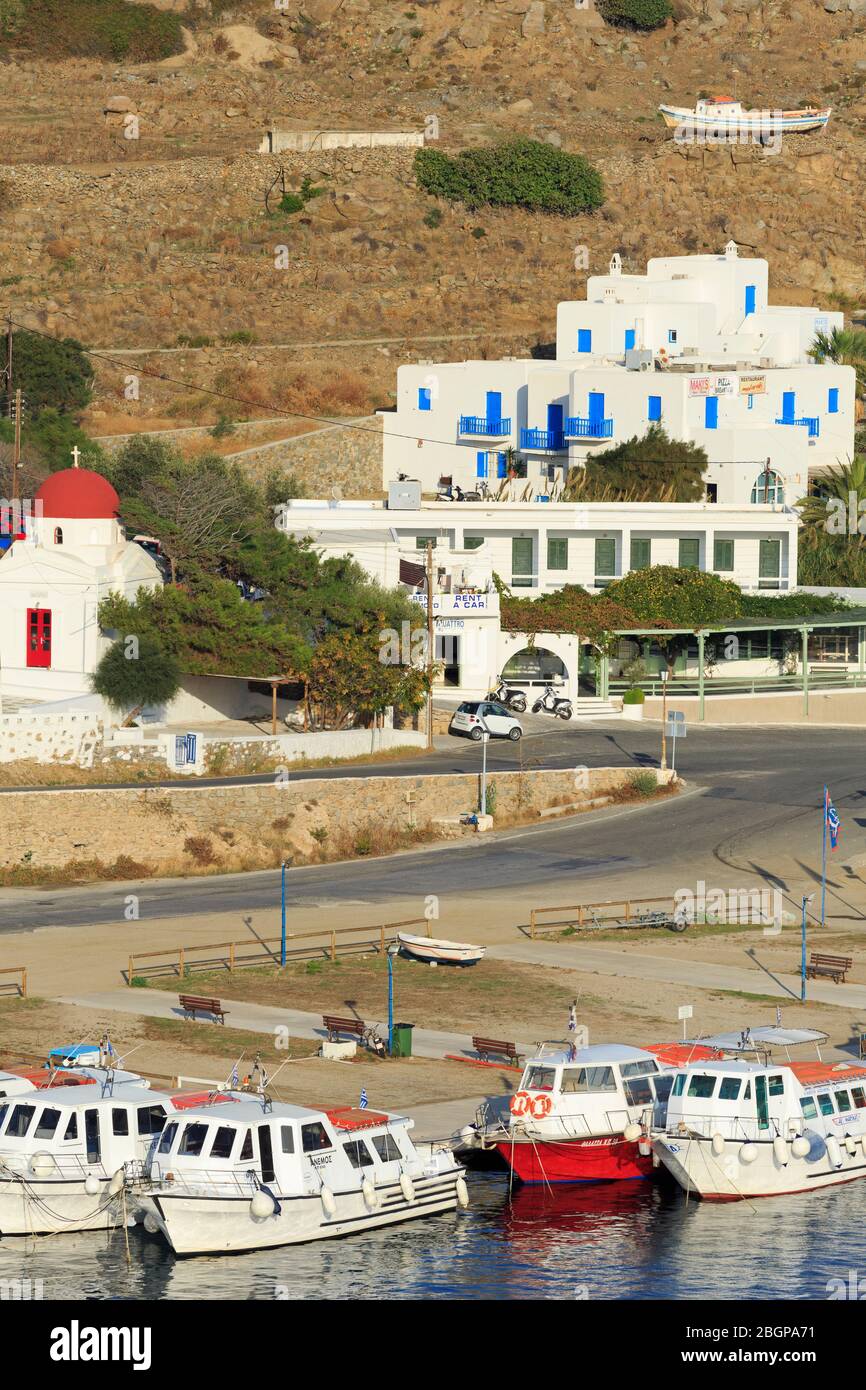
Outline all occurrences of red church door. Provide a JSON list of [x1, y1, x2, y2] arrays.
[[26, 608, 52, 668]]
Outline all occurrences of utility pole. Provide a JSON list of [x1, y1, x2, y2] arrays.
[[425, 540, 434, 751], [11, 388, 21, 507], [660, 669, 668, 771], [4, 316, 11, 400]]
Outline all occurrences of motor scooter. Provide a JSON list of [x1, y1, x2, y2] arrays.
[[487, 678, 527, 713], [531, 683, 573, 720]]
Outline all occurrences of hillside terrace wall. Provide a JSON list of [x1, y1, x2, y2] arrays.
[[0, 766, 662, 872]]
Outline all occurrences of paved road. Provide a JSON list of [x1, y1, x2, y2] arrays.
[[3, 724, 866, 934]]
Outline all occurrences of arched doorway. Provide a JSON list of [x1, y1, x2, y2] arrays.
[[502, 646, 568, 689]]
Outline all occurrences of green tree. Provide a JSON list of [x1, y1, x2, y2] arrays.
[[415, 140, 604, 216], [91, 631, 181, 725], [9, 329, 93, 414], [796, 456, 866, 585], [568, 426, 707, 502], [605, 565, 744, 675], [597, 0, 672, 27], [809, 328, 866, 395]]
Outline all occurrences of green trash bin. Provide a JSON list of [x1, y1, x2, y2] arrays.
[[391, 1021, 415, 1058]]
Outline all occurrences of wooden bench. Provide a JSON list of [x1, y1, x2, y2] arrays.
[[179, 994, 229, 1024], [322, 1015, 366, 1043], [806, 953, 853, 984], [472, 1035, 522, 1066]]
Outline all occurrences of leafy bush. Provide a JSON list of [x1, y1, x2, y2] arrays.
[[415, 139, 604, 216], [597, 0, 672, 28], [630, 771, 659, 796], [183, 836, 216, 866], [579, 427, 707, 503], [622, 688, 645, 705], [8, 329, 93, 414], [423, 207, 443, 229]]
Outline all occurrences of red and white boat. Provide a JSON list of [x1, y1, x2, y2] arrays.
[[488, 1041, 719, 1184]]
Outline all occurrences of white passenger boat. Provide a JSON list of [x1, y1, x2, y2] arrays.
[[659, 97, 831, 137], [652, 1057, 866, 1200], [397, 932, 485, 966], [130, 1096, 468, 1254], [0, 1079, 223, 1234]]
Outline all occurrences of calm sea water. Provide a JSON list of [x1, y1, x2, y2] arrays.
[[1, 1173, 862, 1301]]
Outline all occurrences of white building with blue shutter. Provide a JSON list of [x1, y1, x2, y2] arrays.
[[383, 242, 853, 508]]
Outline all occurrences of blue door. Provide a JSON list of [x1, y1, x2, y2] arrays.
[[781, 391, 795, 423], [624, 328, 636, 351], [496, 452, 507, 478], [547, 402, 563, 443], [705, 396, 718, 430], [485, 390, 502, 426], [648, 395, 662, 422], [744, 284, 756, 317], [476, 451, 488, 479], [588, 392, 605, 425]]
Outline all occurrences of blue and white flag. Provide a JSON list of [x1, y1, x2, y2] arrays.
[[359, 1088, 368, 1111], [826, 790, 841, 852], [230, 1065, 239, 1088]]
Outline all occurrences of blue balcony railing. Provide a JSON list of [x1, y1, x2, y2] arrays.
[[520, 427, 566, 451], [458, 415, 511, 436], [565, 416, 614, 440], [775, 415, 820, 438]]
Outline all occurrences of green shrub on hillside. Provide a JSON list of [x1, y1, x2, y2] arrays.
[[597, 0, 672, 28], [0, 0, 184, 61], [415, 139, 604, 216]]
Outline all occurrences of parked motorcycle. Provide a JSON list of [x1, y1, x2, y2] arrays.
[[532, 683, 573, 720], [487, 678, 527, 714]]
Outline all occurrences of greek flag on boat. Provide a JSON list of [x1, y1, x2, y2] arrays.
[[826, 790, 841, 851], [359, 1088, 368, 1110]]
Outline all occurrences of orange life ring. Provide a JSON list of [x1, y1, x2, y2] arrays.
[[530, 1095, 553, 1119], [510, 1091, 530, 1117]]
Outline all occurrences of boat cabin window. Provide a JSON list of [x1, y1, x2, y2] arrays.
[[302, 1122, 332, 1153], [258, 1125, 276, 1183], [624, 1078, 652, 1107], [137, 1105, 167, 1136], [7, 1104, 35, 1137], [560, 1066, 616, 1094], [835, 1090, 852, 1113], [686, 1075, 716, 1099], [240, 1129, 253, 1161], [209, 1126, 237, 1160], [34, 1108, 61, 1140], [852, 1088, 866, 1110], [620, 1061, 658, 1079], [178, 1123, 208, 1157], [768, 1074, 785, 1097], [0, 1104, 8, 1132], [817, 1093, 834, 1117], [719, 1078, 742, 1101], [112, 1108, 130, 1137], [63, 1114, 78, 1140], [800, 1097, 818, 1120], [652, 1075, 674, 1104], [672, 1074, 686, 1097], [158, 1121, 179, 1155], [524, 1066, 556, 1092], [372, 1133, 401, 1163], [344, 1139, 375, 1169], [280, 1125, 295, 1155]]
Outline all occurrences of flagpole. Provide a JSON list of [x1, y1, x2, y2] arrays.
[[821, 785, 828, 929]]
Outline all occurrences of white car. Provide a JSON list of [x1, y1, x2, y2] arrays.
[[449, 700, 523, 741]]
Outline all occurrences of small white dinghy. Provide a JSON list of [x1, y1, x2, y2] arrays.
[[397, 933, 485, 966]]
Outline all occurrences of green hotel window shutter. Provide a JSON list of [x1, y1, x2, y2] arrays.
[[713, 538, 734, 572], [547, 537, 568, 570], [759, 538, 781, 578], [630, 538, 651, 570], [679, 538, 700, 569], [595, 537, 616, 577], [512, 536, 534, 586], [415, 535, 436, 550], [464, 536, 484, 550]]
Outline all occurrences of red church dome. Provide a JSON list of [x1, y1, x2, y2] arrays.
[[35, 468, 120, 521]]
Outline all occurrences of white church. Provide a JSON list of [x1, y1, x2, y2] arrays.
[[0, 460, 163, 704]]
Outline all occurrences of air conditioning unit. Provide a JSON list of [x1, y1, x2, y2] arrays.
[[387, 479, 421, 509], [625, 348, 653, 372]]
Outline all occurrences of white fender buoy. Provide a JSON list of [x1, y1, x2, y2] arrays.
[[108, 1168, 125, 1196], [84, 1174, 100, 1196], [711, 1133, 725, 1157], [250, 1188, 276, 1219], [320, 1185, 337, 1217], [362, 1178, 378, 1210], [456, 1173, 470, 1209], [773, 1137, 788, 1168], [791, 1136, 811, 1159], [826, 1136, 843, 1169], [861, 1134, 866, 1157], [400, 1172, 416, 1203], [143, 1214, 159, 1235], [739, 1143, 758, 1165], [30, 1152, 56, 1179], [623, 1123, 641, 1143], [428, 961, 437, 968], [844, 1134, 857, 1156], [638, 1137, 652, 1156]]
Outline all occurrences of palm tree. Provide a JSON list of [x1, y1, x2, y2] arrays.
[[809, 327, 866, 395], [797, 455, 866, 549]]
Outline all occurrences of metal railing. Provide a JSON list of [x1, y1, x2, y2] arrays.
[[565, 416, 613, 439], [609, 670, 866, 698], [0, 966, 27, 998], [775, 415, 820, 437], [458, 415, 511, 436], [529, 896, 674, 938], [520, 427, 566, 451], [127, 917, 430, 984]]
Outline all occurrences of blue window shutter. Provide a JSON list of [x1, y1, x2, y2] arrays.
[[747, 394, 754, 409], [782, 391, 795, 422], [476, 451, 488, 479], [744, 284, 756, 316], [648, 395, 662, 422], [496, 453, 507, 479], [705, 396, 718, 430], [577, 329, 592, 353], [668, 329, 677, 344], [485, 390, 501, 424], [624, 328, 636, 351], [828, 387, 839, 413], [417, 386, 431, 411]]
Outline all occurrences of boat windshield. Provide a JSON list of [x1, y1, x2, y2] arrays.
[[523, 1066, 556, 1092], [560, 1066, 617, 1094]]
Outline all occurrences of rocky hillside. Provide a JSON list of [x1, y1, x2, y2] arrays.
[[0, 0, 863, 439]]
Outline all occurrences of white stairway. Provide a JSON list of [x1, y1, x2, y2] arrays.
[[573, 697, 621, 719]]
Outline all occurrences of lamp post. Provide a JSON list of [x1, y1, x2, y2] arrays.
[[479, 728, 490, 815], [801, 893, 814, 1002], [660, 669, 669, 771], [280, 860, 287, 968], [387, 943, 399, 1055]]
